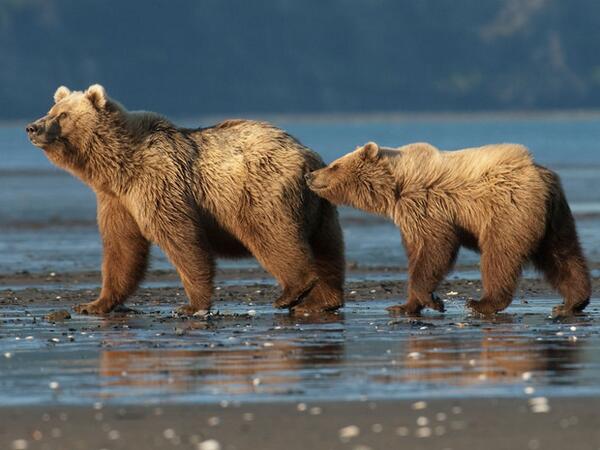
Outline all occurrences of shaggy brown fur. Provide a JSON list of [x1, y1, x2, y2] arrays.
[[26, 84, 344, 315], [307, 141, 591, 317]]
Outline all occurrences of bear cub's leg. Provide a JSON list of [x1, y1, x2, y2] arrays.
[[387, 234, 459, 315], [532, 214, 591, 318], [74, 194, 149, 315]]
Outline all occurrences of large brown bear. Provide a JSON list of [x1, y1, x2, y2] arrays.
[[26, 84, 344, 315], [306, 141, 591, 317]]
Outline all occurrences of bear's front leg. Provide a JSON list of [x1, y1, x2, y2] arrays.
[[387, 233, 458, 315], [152, 217, 215, 316], [74, 193, 150, 315]]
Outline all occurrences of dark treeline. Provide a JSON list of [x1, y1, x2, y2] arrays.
[[2, 0, 600, 119]]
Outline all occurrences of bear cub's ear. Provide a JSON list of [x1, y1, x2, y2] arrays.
[[361, 142, 380, 160], [54, 86, 71, 104], [85, 84, 107, 109]]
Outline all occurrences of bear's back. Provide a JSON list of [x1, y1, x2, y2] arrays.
[[444, 143, 532, 167], [389, 142, 537, 195]]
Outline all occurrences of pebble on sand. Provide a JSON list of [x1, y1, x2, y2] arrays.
[[309, 407, 322, 415], [339, 425, 360, 441], [296, 403, 307, 412], [416, 427, 432, 438], [529, 397, 550, 413], [207, 416, 221, 427], [11, 439, 28, 450], [198, 439, 221, 450]]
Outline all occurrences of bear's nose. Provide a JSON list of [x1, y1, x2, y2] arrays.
[[26, 123, 41, 134]]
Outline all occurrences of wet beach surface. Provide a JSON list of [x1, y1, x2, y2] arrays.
[[1, 270, 600, 448]]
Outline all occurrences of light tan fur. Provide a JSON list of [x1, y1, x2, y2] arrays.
[[307, 141, 590, 317], [26, 85, 345, 315]]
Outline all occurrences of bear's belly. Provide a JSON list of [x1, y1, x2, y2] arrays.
[[203, 218, 252, 258], [457, 227, 480, 252]]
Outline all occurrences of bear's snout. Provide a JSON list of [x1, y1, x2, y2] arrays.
[[26, 121, 42, 135], [26, 117, 61, 147], [305, 170, 330, 191]]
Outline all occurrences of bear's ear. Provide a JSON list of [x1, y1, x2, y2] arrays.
[[85, 84, 107, 109], [54, 86, 71, 104], [361, 142, 380, 160]]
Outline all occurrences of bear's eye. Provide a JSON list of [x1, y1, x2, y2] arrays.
[[58, 112, 68, 120], [330, 164, 339, 171]]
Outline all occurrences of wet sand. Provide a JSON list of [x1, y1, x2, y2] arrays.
[[2, 398, 600, 450], [3, 265, 600, 305], [2, 268, 600, 449]]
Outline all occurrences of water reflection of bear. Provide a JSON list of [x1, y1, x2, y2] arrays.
[[385, 329, 581, 384], [99, 315, 345, 395]]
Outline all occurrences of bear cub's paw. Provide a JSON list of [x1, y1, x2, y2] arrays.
[[421, 293, 446, 312], [291, 302, 340, 316], [551, 304, 582, 319], [466, 298, 498, 316], [386, 302, 423, 316]]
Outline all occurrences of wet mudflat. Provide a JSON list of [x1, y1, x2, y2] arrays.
[[1, 271, 600, 449], [2, 272, 600, 404]]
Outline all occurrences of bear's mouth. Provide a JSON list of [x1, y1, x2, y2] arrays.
[[29, 137, 50, 148], [28, 133, 59, 148], [306, 179, 329, 191]]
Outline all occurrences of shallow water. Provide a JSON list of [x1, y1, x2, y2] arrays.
[[1, 298, 599, 406], [2, 115, 600, 273]]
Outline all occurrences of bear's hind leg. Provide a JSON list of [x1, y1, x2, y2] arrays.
[[243, 230, 320, 310], [467, 233, 523, 316], [74, 193, 150, 315], [532, 218, 591, 318], [388, 232, 459, 315], [293, 204, 345, 314]]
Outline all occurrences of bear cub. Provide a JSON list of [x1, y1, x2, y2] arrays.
[[306, 141, 590, 318]]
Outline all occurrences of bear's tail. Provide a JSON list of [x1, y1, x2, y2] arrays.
[[532, 165, 591, 313]]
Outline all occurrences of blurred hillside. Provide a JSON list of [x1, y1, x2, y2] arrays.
[[2, 0, 600, 119]]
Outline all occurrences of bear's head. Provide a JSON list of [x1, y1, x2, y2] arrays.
[[26, 84, 110, 156], [306, 142, 396, 215]]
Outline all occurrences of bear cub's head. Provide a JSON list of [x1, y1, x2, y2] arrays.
[[26, 84, 109, 152], [306, 142, 394, 213]]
